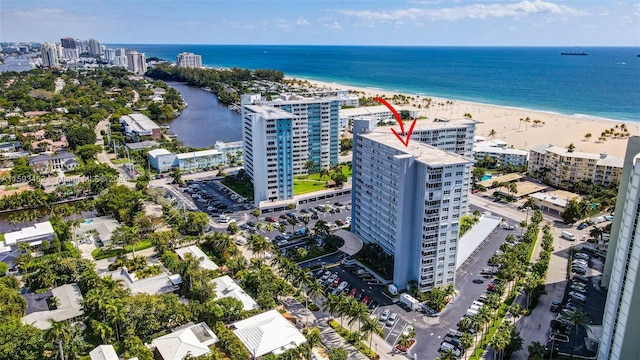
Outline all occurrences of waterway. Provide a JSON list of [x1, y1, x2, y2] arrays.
[[161, 82, 243, 148]]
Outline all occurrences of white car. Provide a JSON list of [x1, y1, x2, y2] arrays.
[[401, 325, 415, 338], [337, 281, 349, 291], [379, 309, 390, 322], [277, 240, 288, 247], [327, 273, 338, 284], [386, 313, 398, 327], [321, 271, 332, 281]]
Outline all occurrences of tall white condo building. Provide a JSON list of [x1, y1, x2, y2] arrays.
[[176, 52, 203, 68], [599, 136, 640, 360], [351, 119, 474, 292]]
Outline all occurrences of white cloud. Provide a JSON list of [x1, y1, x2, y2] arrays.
[[339, 0, 580, 23], [318, 17, 342, 30], [296, 17, 309, 26]]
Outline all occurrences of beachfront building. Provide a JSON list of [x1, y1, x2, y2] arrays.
[[599, 136, 640, 360], [264, 94, 341, 170], [351, 119, 473, 292], [119, 113, 162, 140], [176, 52, 202, 68], [41, 43, 59, 68], [127, 51, 147, 75], [528, 144, 623, 188], [339, 105, 421, 130], [473, 139, 528, 168], [241, 93, 343, 205], [241, 96, 299, 205]]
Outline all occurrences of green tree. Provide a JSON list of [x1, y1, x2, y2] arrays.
[[111, 225, 141, 256], [181, 211, 210, 236], [74, 144, 102, 162], [489, 129, 497, 138], [45, 320, 72, 360], [122, 334, 154, 360], [562, 309, 592, 360], [171, 167, 182, 184], [66, 124, 97, 150], [460, 332, 474, 360], [528, 341, 546, 360], [561, 199, 583, 224], [327, 348, 348, 360], [0, 320, 45, 360], [472, 167, 486, 184]]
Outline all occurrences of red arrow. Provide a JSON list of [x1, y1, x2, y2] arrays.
[[373, 97, 417, 147]]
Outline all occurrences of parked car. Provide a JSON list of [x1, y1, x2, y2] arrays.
[[577, 222, 588, 230], [327, 273, 338, 283], [321, 271, 332, 281], [550, 300, 561, 312], [572, 266, 587, 275], [402, 325, 415, 338], [362, 296, 371, 305], [379, 309, 390, 322], [348, 288, 357, 297], [277, 240, 288, 247], [332, 277, 341, 288], [386, 313, 398, 327], [266, 217, 277, 222], [337, 281, 349, 291], [279, 214, 289, 219]]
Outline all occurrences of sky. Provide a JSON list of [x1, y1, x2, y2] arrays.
[[1, 0, 639, 46]]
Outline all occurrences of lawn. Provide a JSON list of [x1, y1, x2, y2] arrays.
[[221, 178, 253, 199], [293, 165, 352, 195]]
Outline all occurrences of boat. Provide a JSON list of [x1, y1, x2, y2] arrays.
[[561, 51, 588, 56]]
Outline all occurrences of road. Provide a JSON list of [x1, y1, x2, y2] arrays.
[[94, 119, 135, 188]]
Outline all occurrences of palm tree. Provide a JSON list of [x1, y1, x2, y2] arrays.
[[567, 142, 576, 153], [264, 222, 274, 233], [589, 226, 604, 242], [397, 333, 412, 350], [489, 129, 497, 139], [523, 274, 542, 309], [361, 316, 384, 351], [584, 133, 592, 142], [528, 341, 546, 360], [524, 117, 531, 130], [45, 320, 72, 360], [91, 319, 114, 344], [477, 305, 493, 340], [105, 298, 126, 341], [322, 293, 341, 320], [347, 301, 370, 333], [304, 160, 316, 177], [564, 309, 592, 360], [460, 332, 474, 360], [303, 326, 322, 360], [307, 279, 324, 305], [491, 329, 510, 360], [319, 168, 330, 179], [437, 348, 459, 360], [314, 220, 330, 237], [300, 216, 310, 234]]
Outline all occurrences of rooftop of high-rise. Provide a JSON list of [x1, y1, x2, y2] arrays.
[[244, 104, 298, 120]]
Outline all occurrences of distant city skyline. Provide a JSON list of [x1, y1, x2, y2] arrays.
[[1, 0, 639, 46]]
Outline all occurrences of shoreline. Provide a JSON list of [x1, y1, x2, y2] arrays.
[[287, 76, 638, 158]]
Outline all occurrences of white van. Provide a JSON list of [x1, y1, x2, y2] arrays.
[[561, 231, 576, 241], [439, 342, 461, 356]]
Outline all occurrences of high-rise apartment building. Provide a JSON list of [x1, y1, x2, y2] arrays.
[[351, 119, 473, 292], [127, 51, 147, 75], [241, 94, 341, 205], [62, 48, 79, 60], [599, 136, 640, 360], [60, 37, 76, 49], [176, 52, 202, 68], [88, 39, 101, 56], [41, 43, 59, 68], [241, 97, 299, 204]]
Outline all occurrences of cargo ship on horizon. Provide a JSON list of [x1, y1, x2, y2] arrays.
[[561, 51, 588, 56]]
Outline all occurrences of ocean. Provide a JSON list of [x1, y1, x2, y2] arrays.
[[109, 45, 640, 121]]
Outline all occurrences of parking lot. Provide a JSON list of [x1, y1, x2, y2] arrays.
[[549, 248, 606, 358]]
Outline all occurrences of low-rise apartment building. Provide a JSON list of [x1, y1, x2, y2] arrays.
[[528, 144, 623, 187]]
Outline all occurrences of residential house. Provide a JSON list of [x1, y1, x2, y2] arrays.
[[29, 152, 79, 174], [103, 267, 182, 295], [211, 275, 259, 311], [150, 322, 218, 360], [21, 283, 84, 330], [175, 245, 219, 271], [1, 221, 56, 252], [232, 310, 306, 358]]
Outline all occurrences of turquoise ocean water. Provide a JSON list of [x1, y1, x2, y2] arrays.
[[109, 45, 640, 121]]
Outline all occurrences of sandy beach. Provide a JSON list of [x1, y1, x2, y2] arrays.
[[291, 77, 638, 158]]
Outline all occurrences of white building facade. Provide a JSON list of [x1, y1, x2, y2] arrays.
[[127, 51, 147, 75], [241, 98, 299, 205], [599, 137, 640, 360], [41, 43, 59, 68], [351, 119, 473, 292], [176, 52, 203, 68]]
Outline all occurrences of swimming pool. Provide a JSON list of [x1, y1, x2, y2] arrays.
[[83, 219, 94, 224], [481, 175, 492, 181]]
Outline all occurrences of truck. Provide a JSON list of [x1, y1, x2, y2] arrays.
[[399, 293, 422, 311], [561, 231, 576, 241]]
